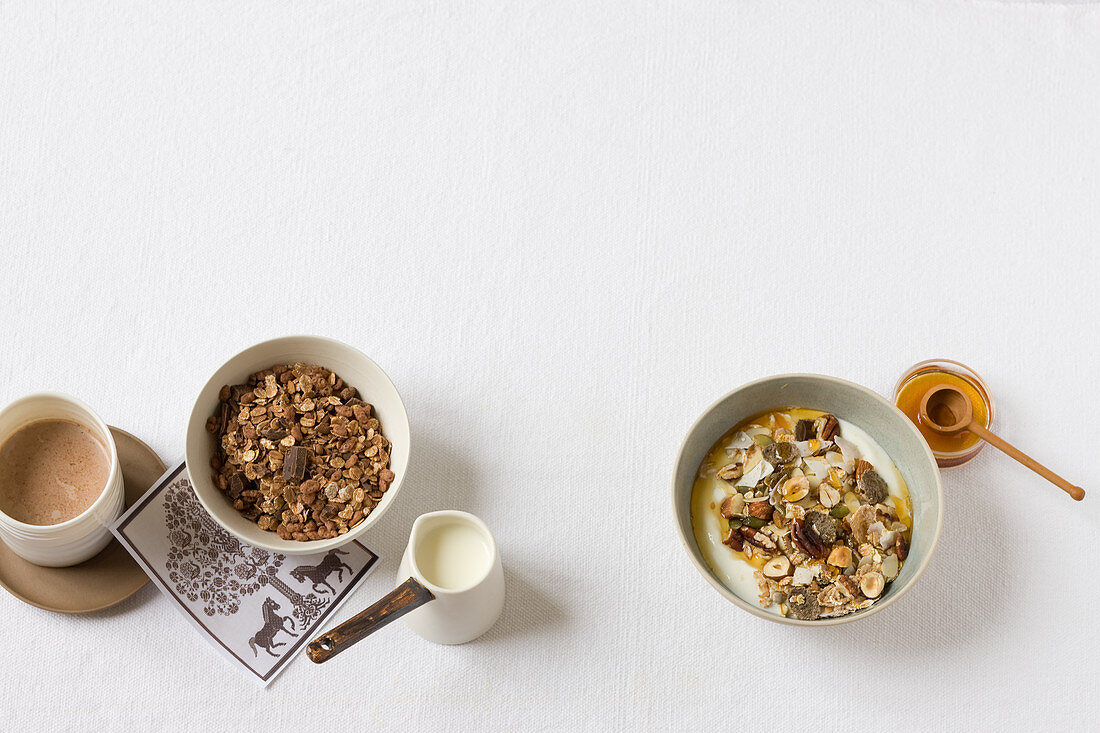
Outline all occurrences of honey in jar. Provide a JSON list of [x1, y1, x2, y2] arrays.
[[893, 359, 994, 468]]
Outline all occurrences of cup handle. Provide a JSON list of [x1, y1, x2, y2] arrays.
[[306, 577, 435, 664]]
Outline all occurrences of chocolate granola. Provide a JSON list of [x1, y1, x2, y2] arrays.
[[205, 363, 393, 541]]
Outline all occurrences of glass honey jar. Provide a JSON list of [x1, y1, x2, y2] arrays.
[[893, 359, 995, 468]]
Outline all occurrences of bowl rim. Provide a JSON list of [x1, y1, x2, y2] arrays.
[[185, 335, 410, 555], [671, 372, 944, 626]]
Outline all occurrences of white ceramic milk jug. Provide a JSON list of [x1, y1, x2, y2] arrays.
[[307, 510, 505, 662]]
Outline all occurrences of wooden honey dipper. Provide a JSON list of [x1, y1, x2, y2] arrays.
[[919, 383, 1084, 501]]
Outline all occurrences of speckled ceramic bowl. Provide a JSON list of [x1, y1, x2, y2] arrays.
[[672, 374, 943, 625]]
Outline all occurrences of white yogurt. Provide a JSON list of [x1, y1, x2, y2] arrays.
[[690, 417, 909, 615]]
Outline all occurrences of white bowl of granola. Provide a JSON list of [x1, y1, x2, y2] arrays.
[[185, 336, 410, 555], [673, 374, 943, 625]]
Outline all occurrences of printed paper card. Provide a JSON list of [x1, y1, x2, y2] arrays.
[[111, 463, 378, 684]]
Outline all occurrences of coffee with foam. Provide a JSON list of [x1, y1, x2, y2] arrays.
[[0, 419, 110, 525]]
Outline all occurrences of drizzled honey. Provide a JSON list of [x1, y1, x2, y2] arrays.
[[894, 360, 994, 467]]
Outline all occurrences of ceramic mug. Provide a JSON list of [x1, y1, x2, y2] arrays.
[[0, 393, 124, 567], [307, 510, 505, 662]]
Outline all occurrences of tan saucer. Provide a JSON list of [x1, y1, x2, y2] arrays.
[[0, 427, 166, 613]]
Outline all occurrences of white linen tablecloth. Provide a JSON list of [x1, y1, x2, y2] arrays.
[[1, 1, 1098, 730]]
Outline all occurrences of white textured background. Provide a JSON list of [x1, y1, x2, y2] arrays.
[[1, 1, 1098, 731]]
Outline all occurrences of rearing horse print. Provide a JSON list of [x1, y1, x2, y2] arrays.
[[289, 548, 354, 595], [248, 597, 296, 657]]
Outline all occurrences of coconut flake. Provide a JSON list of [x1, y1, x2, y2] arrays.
[[834, 435, 861, 461], [726, 431, 754, 451], [735, 457, 774, 488], [803, 457, 830, 485], [792, 566, 816, 586]]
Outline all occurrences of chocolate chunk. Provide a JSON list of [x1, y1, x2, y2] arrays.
[[284, 446, 311, 483], [795, 419, 815, 441], [227, 473, 247, 500], [217, 402, 230, 434]]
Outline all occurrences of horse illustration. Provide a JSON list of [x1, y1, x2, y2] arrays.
[[289, 548, 354, 595], [247, 597, 296, 657]]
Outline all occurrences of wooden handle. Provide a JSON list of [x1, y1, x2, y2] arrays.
[[967, 422, 1085, 501], [306, 577, 434, 664]]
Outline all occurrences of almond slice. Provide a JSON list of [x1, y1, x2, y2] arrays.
[[719, 493, 744, 518], [881, 554, 900, 581]]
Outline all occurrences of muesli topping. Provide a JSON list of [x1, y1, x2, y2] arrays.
[[702, 409, 913, 620]]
